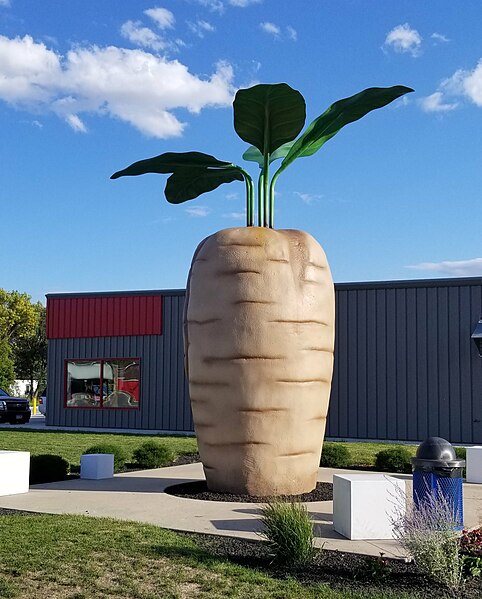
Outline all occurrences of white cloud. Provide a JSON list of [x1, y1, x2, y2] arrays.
[[286, 26, 297, 41], [419, 91, 458, 112], [0, 34, 234, 138], [65, 114, 87, 133], [0, 0, 11, 6], [228, 0, 262, 6], [260, 22, 280, 37], [431, 32, 450, 44], [384, 23, 422, 57], [222, 211, 245, 220], [120, 20, 166, 51], [407, 258, 482, 277], [188, 20, 215, 38], [444, 60, 482, 107], [185, 205, 211, 217], [294, 192, 322, 205], [144, 7, 175, 29], [196, 0, 224, 12]]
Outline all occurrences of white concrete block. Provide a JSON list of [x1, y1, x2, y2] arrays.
[[333, 473, 405, 540], [81, 453, 114, 480], [0, 450, 30, 496], [466, 446, 482, 484]]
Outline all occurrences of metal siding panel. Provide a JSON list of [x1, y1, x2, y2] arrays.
[[337, 290, 349, 437], [426, 287, 440, 437], [365, 289, 378, 439], [471, 286, 482, 443], [356, 290, 368, 439], [386, 289, 397, 440], [416, 288, 429, 440], [437, 287, 451, 440], [376, 289, 387, 439], [170, 296, 179, 430], [395, 288, 408, 440], [347, 290, 358, 437], [448, 287, 462, 443], [161, 297, 172, 430], [176, 296, 186, 431], [406, 288, 419, 441]]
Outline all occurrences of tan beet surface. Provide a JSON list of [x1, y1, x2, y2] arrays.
[[184, 227, 335, 496]]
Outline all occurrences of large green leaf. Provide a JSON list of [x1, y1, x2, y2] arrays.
[[110, 152, 233, 179], [165, 167, 244, 204], [242, 141, 295, 168], [233, 83, 306, 155], [277, 86, 414, 174]]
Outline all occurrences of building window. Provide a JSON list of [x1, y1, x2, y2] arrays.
[[66, 359, 140, 409]]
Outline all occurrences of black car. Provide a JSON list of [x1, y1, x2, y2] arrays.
[[0, 388, 31, 424]]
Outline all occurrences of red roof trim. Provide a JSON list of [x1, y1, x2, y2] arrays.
[[47, 295, 163, 339]]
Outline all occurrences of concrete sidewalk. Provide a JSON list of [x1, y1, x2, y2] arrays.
[[1, 463, 481, 560]]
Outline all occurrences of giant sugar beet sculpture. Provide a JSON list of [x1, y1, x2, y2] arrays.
[[112, 82, 413, 496]]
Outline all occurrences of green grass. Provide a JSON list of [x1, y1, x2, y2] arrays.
[[0, 513, 423, 598], [322, 441, 418, 468], [0, 430, 198, 468]]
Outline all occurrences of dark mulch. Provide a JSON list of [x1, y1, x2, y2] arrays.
[[1, 507, 481, 598], [184, 531, 482, 599], [165, 480, 333, 503]]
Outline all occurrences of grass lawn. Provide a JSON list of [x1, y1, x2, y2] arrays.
[[0, 428, 421, 470], [0, 430, 198, 468], [0, 513, 421, 599]]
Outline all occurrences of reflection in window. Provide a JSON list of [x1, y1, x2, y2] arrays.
[[66, 359, 140, 409]]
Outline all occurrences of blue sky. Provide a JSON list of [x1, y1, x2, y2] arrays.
[[1, 0, 482, 304]]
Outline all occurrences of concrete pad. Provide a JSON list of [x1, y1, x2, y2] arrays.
[[1, 464, 481, 560]]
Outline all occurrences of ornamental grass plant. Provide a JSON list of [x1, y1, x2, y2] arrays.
[[391, 487, 463, 592], [260, 499, 315, 568]]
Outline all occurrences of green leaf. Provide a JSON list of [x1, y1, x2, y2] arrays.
[[110, 152, 233, 179], [242, 141, 295, 168], [233, 83, 306, 155], [278, 86, 414, 173], [165, 167, 244, 204]]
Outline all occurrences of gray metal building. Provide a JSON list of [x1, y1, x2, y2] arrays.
[[46, 276, 482, 444]]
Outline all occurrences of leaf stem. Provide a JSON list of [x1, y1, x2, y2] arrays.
[[263, 153, 270, 227], [258, 172, 264, 227], [269, 170, 280, 229], [236, 166, 254, 226]]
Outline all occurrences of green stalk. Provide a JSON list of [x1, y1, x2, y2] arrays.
[[258, 171, 264, 227], [269, 170, 281, 229], [263, 153, 270, 227], [235, 166, 254, 226]]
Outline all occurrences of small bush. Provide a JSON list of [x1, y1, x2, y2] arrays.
[[30, 454, 69, 484], [132, 440, 175, 469], [454, 446, 466, 460], [392, 487, 463, 591], [320, 443, 351, 468], [375, 446, 412, 474], [260, 500, 314, 568], [460, 526, 482, 577], [83, 443, 127, 472]]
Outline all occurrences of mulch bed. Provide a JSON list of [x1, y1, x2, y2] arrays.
[[165, 480, 333, 503], [184, 531, 482, 599]]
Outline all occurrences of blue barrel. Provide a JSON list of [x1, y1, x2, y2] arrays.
[[411, 437, 465, 530]]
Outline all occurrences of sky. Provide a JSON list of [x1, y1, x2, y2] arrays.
[[1, 0, 482, 304]]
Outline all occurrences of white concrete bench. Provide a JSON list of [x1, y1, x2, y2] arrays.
[[0, 450, 30, 496], [466, 446, 482, 483], [333, 473, 405, 540], [80, 453, 114, 480]]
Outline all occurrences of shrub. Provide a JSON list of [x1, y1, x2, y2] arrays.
[[391, 487, 463, 591], [320, 443, 351, 468], [259, 500, 314, 568], [30, 454, 69, 484], [375, 446, 412, 474], [132, 440, 175, 469], [460, 526, 482, 578], [83, 443, 127, 472], [454, 446, 466, 460]]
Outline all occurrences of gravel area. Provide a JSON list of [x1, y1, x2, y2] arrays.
[[165, 480, 333, 503]]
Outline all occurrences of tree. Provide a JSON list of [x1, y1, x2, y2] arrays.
[[13, 304, 47, 399], [0, 336, 15, 390], [0, 289, 46, 397]]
